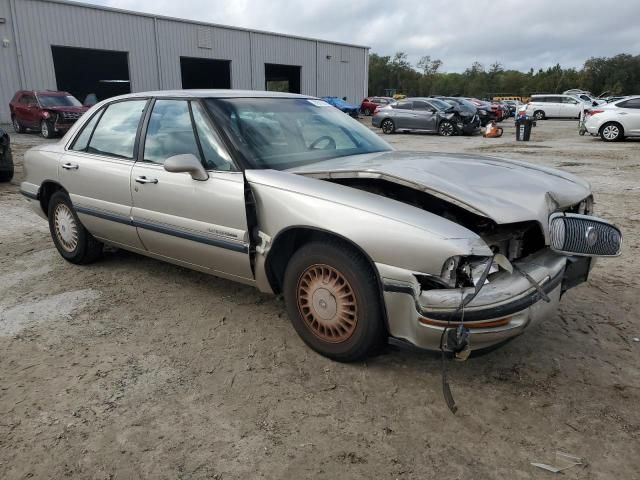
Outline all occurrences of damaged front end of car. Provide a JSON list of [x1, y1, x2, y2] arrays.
[[313, 174, 622, 353]]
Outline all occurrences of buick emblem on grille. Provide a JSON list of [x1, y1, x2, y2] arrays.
[[585, 226, 598, 247]]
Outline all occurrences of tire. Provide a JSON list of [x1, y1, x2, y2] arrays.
[[41, 120, 55, 139], [283, 241, 385, 362], [381, 118, 395, 134], [48, 191, 103, 264], [438, 120, 455, 136], [533, 110, 545, 120], [363, 108, 371, 116], [12, 116, 24, 134], [600, 122, 624, 142], [0, 163, 14, 182]]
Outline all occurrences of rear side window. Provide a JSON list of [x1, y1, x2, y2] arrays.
[[394, 101, 413, 110], [71, 110, 102, 151], [618, 98, 640, 109], [87, 100, 147, 159], [143, 100, 200, 164]]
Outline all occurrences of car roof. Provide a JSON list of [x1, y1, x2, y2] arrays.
[[109, 89, 316, 101]]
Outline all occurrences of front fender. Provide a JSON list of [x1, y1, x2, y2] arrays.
[[246, 170, 491, 292]]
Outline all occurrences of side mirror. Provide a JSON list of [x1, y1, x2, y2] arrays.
[[430, 108, 438, 113], [592, 101, 598, 107], [164, 154, 208, 181]]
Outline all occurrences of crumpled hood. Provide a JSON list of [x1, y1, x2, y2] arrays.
[[287, 151, 592, 225]]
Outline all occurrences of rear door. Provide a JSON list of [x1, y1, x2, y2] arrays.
[[17, 94, 38, 127], [391, 101, 418, 129], [130, 98, 253, 281], [59, 99, 148, 249], [617, 98, 640, 134]]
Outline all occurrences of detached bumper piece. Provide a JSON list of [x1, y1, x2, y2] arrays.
[[381, 250, 570, 352]]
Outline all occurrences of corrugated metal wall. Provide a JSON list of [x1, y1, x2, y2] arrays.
[[0, 0, 368, 123], [250, 33, 317, 93], [0, 0, 22, 122]]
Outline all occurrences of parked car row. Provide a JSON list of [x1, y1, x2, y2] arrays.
[[9, 90, 89, 138]]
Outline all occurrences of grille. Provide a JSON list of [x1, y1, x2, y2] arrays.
[[61, 111, 82, 120], [549, 213, 622, 257]]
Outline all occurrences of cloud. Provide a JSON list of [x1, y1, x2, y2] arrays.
[[90, 0, 640, 72]]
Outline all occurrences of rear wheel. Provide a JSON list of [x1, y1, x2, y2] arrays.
[[283, 241, 385, 362], [48, 191, 103, 264], [600, 122, 623, 142], [12, 117, 24, 134], [381, 119, 395, 134], [438, 120, 455, 136], [533, 110, 545, 120]]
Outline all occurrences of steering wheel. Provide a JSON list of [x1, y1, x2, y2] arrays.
[[308, 135, 337, 150]]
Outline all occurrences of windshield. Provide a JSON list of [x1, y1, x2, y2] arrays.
[[37, 94, 82, 107], [205, 98, 391, 170]]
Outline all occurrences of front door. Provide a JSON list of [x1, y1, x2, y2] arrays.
[[412, 101, 438, 131], [59, 99, 148, 250], [130, 98, 253, 281]]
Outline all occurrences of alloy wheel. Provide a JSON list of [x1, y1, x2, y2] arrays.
[[12, 117, 21, 133], [41, 121, 49, 138], [439, 122, 454, 136], [381, 119, 394, 134], [296, 264, 358, 343], [54, 203, 79, 252]]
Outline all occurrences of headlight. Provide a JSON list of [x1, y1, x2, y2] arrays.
[[440, 256, 498, 288]]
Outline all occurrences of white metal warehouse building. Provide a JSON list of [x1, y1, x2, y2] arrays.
[[0, 0, 369, 123]]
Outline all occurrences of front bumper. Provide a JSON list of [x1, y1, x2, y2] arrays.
[[378, 249, 588, 352]]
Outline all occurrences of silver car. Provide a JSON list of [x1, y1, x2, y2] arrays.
[[372, 97, 479, 136], [20, 90, 622, 362]]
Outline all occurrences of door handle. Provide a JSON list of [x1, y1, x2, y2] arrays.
[[61, 162, 79, 170], [135, 176, 158, 184]]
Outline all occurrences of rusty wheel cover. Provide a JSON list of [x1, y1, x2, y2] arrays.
[[297, 264, 358, 343]]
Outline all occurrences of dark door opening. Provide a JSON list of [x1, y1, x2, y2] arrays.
[[265, 64, 301, 93], [180, 57, 231, 89], [51, 46, 130, 105]]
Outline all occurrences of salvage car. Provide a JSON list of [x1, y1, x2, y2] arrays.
[[0, 127, 13, 182], [10, 90, 89, 138], [20, 90, 622, 362], [372, 97, 479, 136], [584, 95, 640, 141]]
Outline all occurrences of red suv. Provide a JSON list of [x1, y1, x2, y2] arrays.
[[360, 96, 394, 116], [10, 90, 89, 138]]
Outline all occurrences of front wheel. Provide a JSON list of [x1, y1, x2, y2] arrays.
[[381, 118, 395, 134], [41, 120, 55, 139], [48, 191, 103, 264], [438, 120, 455, 136], [363, 108, 371, 116], [533, 110, 545, 120], [283, 241, 385, 362], [600, 122, 623, 142]]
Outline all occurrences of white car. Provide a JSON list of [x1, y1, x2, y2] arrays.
[[584, 96, 640, 141], [525, 94, 589, 120]]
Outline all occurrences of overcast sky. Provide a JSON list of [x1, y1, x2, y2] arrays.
[[89, 0, 640, 73]]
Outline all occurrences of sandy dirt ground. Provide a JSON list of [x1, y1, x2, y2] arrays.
[[1, 119, 639, 479]]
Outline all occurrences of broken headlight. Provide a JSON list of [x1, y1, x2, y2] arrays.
[[440, 256, 498, 288]]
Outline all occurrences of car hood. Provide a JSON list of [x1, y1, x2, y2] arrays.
[[287, 151, 591, 225]]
